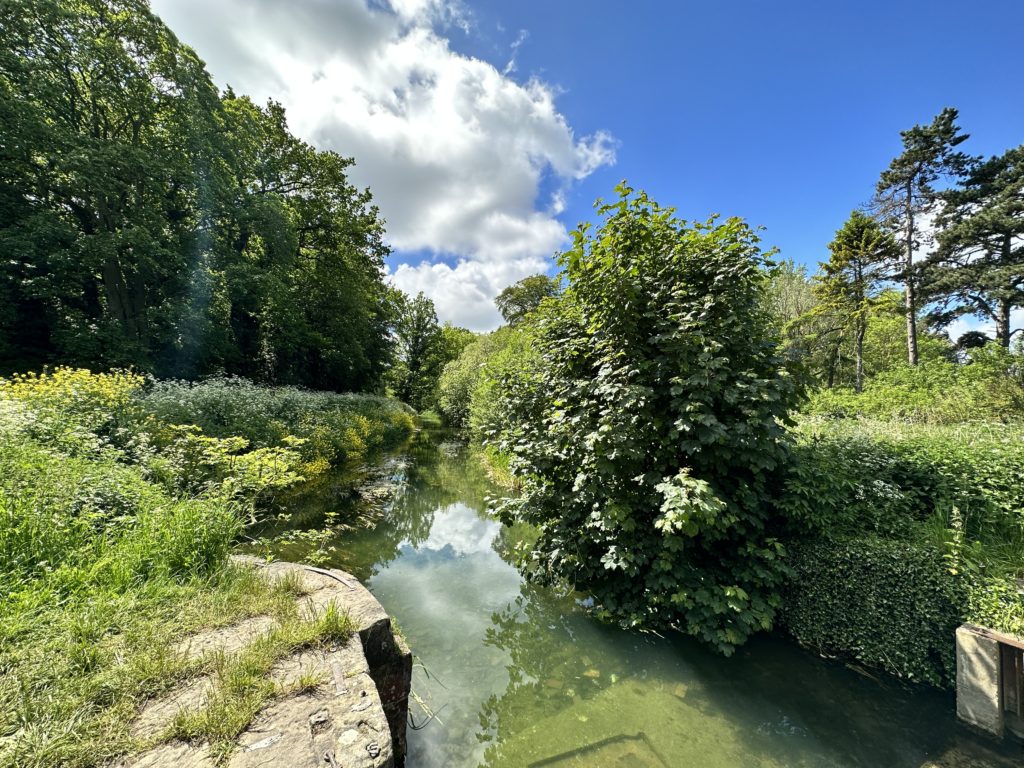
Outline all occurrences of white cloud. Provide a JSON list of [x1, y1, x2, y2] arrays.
[[945, 309, 1024, 344], [151, 0, 615, 330], [502, 29, 529, 76]]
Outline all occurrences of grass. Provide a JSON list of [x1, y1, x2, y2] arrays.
[[471, 444, 519, 490], [167, 602, 354, 763], [0, 565, 304, 767], [0, 369, 395, 766]]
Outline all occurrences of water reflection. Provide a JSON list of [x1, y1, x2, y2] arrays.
[[272, 429, 1022, 768]]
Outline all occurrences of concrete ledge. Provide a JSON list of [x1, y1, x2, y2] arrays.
[[113, 557, 411, 768], [957, 624, 1004, 738], [235, 556, 412, 765]]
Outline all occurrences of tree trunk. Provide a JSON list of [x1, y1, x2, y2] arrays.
[[855, 320, 865, 393], [996, 236, 1013, 348], [904, 182, 919, 365], [102, 257, 139, 339], [996, 297, 1012, 348]]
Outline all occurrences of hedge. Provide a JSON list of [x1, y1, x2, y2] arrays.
[[781, 536, 966, 688]]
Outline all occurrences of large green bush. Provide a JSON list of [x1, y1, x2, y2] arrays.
[[782, 537, 965, 687], [495, 186, 801, 653]]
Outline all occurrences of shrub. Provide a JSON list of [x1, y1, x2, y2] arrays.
[[778, 417, 1024, 687], [465, 326, 539, 439], [967, 576, 1024, 638], [782, 537, 965, 687], [495, 186, 801, 653], [783, 418, 1024, 541], [436, 328, 517, 428], [805, 343, 1024, 424], [0, 367, 146, 455], [140, 376, 415, 470]]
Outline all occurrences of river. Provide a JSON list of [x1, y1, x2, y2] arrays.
[[262, 427, 1022, 767]]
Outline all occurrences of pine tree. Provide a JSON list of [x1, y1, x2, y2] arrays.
[[815, 211, 901, 391], [874, 108, 970, 364], [925, 145, 1024, 347]]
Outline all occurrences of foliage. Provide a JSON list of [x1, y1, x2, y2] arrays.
[[782, 536, 965, 687], [926, 144, 1024, 347], [0, 367, 145, 453], [873, 107, 970, 365], [494, 274, 560, 325], [436, 327, 519, 429], [0, 0, 395, 391], [469, 326, 539, 440], [813, 211, 900, 391], [805, 343, 1024, 423], [782, 418, 1024, 539], [0, 367, 352, 766], [387, 291, 474, 411], [494, 185, 801, 654], [778, 416, 1024, 686], [857, 292, 953, 376], [967, 577, 1024, 638], [140, 376, 415, 473]]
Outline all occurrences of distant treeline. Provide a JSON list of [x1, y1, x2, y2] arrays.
[[1, 0, 397, 391]]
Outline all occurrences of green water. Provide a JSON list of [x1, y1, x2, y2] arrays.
[[267, 429, 1022, 768]]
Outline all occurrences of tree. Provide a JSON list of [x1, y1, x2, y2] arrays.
[[389, 292, 441, 409], [0, 1, 397, 392], [494, 274, 559, 325], [0, 0, 223, 367], [814, 211, 900, 392], [436, 327, 512, 428], [924, 145, 1024, 347], [874, 108, 970, 365], [495, 185, 801, 654]]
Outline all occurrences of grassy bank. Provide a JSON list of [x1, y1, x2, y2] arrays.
[[779, 416, 1024, 686], [0, 369, 412, 766]]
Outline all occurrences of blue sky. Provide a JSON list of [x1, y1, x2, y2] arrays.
[[154, 0, 1023, 330], [459, 0, 1024, 267]]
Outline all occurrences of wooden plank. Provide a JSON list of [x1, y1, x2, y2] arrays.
[[1017, 649, 1023, 719], [1002, 645, 1016, 713], [963, 622, 1024, 651]]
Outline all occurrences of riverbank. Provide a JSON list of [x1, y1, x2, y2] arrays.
[[0, 369, 414, 767]]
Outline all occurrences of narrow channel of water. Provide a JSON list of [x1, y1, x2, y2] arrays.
[[264, 428, 1022, 768]]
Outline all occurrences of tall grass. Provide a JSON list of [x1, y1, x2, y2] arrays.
[[0, 369, 408, 766], [141, 376, 415, 474]]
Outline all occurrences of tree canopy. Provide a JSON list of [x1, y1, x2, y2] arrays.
[[874, 107, 970, 365], [494, 274, 560, 325], [0, 0, 395, 391], [925, 145, 1024, 347]]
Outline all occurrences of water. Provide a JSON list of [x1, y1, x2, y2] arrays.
[[264, 428, 1022, 768]]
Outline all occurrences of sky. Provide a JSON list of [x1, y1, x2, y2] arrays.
[[151, 0, 1024, 333]]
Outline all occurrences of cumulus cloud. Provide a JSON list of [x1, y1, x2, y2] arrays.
[[151, 0, 615, 330]]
